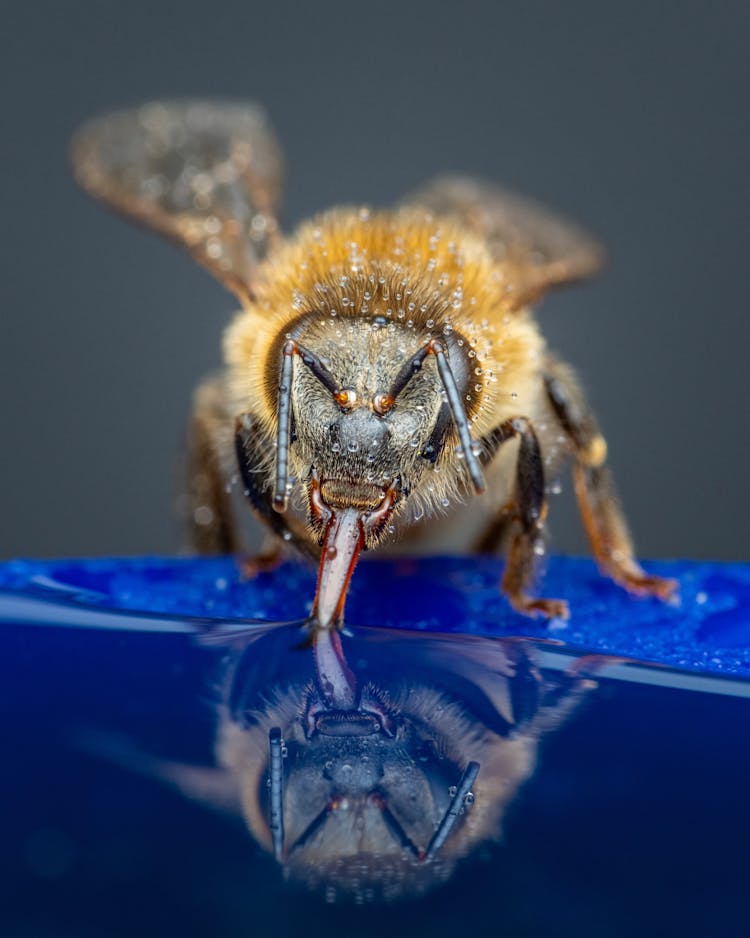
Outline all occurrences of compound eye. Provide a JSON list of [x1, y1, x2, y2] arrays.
[[372, 392, 394, 416], [334, 388, 357, 411]]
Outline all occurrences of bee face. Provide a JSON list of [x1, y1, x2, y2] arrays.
[[288, 316, 464, 542]]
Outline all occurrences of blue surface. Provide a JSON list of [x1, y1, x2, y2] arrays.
[[1, 554, 749, 678]]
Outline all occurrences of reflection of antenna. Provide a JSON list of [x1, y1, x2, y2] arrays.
[[424, 761, 480, 861], [269, 727, 285, 861], [369, 791, 420, 858]]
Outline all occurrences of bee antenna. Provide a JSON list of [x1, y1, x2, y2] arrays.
[[381, 339, 486, 495], [430, 341, 486, 495], [273, 343, 296, 512], [273, 340, 350, 512], [369, 791, 421, 858], [268, 727, 285, 861], [424, 760, 480, 861]]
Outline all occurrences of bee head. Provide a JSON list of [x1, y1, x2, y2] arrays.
[[274, 315, 485, 548]]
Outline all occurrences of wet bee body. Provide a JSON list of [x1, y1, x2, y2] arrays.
[[72, 99, 676, 627]]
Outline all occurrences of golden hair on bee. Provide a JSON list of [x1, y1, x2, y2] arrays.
[[71, 99, 677, 628]]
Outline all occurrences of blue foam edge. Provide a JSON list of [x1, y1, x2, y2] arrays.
[[0, 554, 749, 679]]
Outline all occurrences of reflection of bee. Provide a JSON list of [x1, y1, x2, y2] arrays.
[[228, 630, 597, 902], [97, 626, 595, 902], [72, 100, 676, 627]]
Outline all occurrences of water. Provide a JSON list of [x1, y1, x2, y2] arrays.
[[1, 556, 749, 937]]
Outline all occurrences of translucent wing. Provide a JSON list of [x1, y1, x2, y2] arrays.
[[71, 100, 283, 304], [404, 175, 605, 309]]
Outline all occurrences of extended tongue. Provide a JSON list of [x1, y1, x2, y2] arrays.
[[311, 507, 365, 632]]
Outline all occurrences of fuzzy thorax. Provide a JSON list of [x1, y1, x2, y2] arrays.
[[224, 207, 545, 529]]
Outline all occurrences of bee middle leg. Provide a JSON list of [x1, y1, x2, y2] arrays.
[[543, 359, 676, 600], [479, 417, 569, 620]]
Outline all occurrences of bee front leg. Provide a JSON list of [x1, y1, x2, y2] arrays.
[[543, 361, 677, 601], [234, 413, 319, 569], [482, 417, 569, 620]]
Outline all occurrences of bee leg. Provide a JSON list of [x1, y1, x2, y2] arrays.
[[531, 672, 598, 734], [187, 376, 242, 554], [238, 536, 284, 579], [482, 418, 570, 620], [543, 361, 677, 600], [472, 501, 514, 554], [234, 413, 319, 564]]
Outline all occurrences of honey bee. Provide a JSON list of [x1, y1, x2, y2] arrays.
[[71, 99, 676, 628]]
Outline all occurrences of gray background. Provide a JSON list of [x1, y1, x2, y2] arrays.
[[2, 1, 748, 561]]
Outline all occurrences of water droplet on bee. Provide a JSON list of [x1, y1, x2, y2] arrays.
[[193, 505, 214, 526], [448, 785, 458, 797], [464, 791, 475, 805], [326, 546, 338, 560]]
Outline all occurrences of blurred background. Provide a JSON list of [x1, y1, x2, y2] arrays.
[[1, 1, 748, 561]]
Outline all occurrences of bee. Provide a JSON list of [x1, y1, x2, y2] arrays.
[[71, 99, 676, 628]]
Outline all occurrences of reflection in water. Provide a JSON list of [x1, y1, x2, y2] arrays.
[[116, 625, 596, 903]]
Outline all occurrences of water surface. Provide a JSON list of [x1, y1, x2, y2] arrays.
[[2, 557, 749, 937]]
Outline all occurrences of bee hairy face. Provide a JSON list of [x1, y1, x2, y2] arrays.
[[284, 315, 480, 546]]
